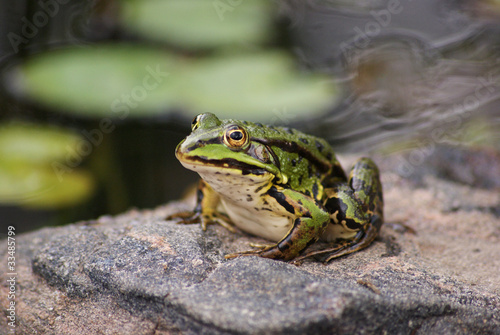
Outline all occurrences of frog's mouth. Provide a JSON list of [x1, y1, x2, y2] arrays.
[[178, 154, 269, 176]]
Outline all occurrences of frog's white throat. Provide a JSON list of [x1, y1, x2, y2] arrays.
[[196, 168, 273, 198], [194, 166, 292, 242]]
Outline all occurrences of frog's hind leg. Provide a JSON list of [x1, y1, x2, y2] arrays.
[[294, 158, 384, 264], [293, 214, 383, 263]]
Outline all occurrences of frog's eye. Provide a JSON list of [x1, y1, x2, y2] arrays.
[[224, 126, 248, 149], [191, 115, 202, 131]]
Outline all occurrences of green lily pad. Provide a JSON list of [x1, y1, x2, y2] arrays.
[[120, 0, 274, 49], [14, 45, 181, 117], [0, 122, 95, 209], [13, 45, 337, 122], [0, 122, 81, 164], [180, 52, 338, 121], [0, 160, 95, 209]]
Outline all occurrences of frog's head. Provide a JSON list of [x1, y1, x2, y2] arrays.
[[176, 113, 286, 183]]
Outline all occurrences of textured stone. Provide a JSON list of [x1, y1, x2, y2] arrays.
[[1, 148, 499, 334]]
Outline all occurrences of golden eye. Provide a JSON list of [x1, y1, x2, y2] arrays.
[[191, 115, 202, 131], [224, 126, 248, 149]]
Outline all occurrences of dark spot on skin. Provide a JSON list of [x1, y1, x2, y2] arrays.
[[307, 164, 313, 178], [298, 176, 303, 184], [242, 121, 249, 125], [312, 183, 319, 199], [254, 207, 260, 211], [332, 163, 347, 181], [326, 152, 333, 161], [263, 199, 269, 205], [247, 195, 253, 202], [300, 138, 308, 144], [254, 184, 267, 193], [226, 173, 230, 176], [291, 159, 297, 167], [304, 190, 311, 197], [297, 200, 303, 206], [315, 141, 324, 152], [345, 218, 362, 230], [262, 208, 273, 211], [324, 197, 341, 215], [284, 128, 294, 134], [255, 123, 263, 127], [215, 172, 221, 175], [325, 197, 363, 230], [268, 186, 295, 214]]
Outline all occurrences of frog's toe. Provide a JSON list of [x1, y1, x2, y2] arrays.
[[249, 242, 274, 249], [224, 243, 279, 259], [212, 215, 236, 232], [166, 211, 201, 224], [224, 250, 261, 259]]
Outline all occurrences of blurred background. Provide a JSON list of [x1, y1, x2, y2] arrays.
[[0, 0, 499, 232]]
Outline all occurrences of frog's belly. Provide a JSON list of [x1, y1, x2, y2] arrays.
[[220, 199, 292, 242]]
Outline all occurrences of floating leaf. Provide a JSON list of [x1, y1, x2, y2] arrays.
[[12, 45, 337, 122], [0, 161, 95, 209], [0, 121, 81, 164], [120, 0, 274, 49], [0, 122, 95, 209], [180, 52, 338, 121], [13, 45, 182, 117]]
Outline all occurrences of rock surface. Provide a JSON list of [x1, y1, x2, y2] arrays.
[[1, 147, 499, 334]]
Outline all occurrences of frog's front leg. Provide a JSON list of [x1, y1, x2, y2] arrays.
[[226, 186, 330, 261], [166, 179, 235, 232]]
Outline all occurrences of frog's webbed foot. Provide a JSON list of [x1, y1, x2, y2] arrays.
[[166, 211, 202, 224], [166, 211, 235, 232], [291, 240, 353, 264], [293, 215, 382, 264]]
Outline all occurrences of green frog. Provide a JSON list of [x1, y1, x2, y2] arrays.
[[168, 113, 383, 263]]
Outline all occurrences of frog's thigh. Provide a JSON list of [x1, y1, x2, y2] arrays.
[[348, 157, 383, 210], [321, 186, 366, 242]]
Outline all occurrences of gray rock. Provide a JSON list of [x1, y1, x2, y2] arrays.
[[1, 149, 499, 334]]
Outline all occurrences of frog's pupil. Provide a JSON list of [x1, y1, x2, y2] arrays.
[[230, 131, 243, 141]]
